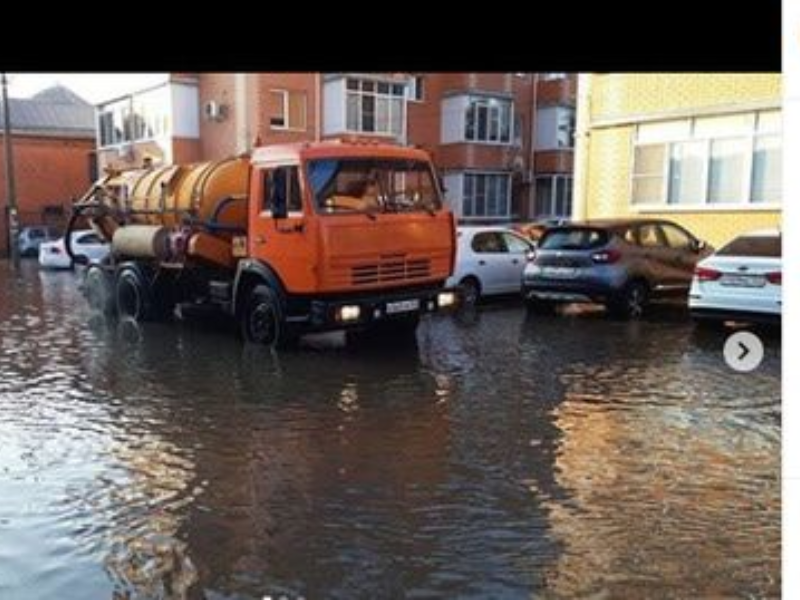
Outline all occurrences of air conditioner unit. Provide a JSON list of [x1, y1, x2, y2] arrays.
[[203, 100, 228, 122]]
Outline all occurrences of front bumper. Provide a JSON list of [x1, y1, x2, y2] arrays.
[[522, 279, 623, 303], [689, 306, 781, 325], [306, 287, 457, 330]]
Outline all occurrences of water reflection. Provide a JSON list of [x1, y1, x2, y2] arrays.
[[0, 263, 782, 599]]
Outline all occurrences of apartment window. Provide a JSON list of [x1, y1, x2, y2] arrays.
[[534, 175, 573, 218], [409, 76, 425, 102], [752, 111, 781, 203], [345, 78, 405, 136], [97, 86, 170, 148], [462, 173, 510, 218], [632, 110, 781, 207], [268, 90, 307, 130], [536, 106, 575, 149], [465, 96, 512, 144], [541, 72, 568, 81]]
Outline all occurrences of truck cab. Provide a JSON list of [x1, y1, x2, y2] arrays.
[[235, 141, 457, 346]]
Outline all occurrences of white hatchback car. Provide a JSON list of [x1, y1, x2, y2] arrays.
[[445, 225, 535, 304], [39, 229, 110, 269], [689, 229, 781, 324]]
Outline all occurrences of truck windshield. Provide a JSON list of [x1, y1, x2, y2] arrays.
[[308, 158, 442, 215]]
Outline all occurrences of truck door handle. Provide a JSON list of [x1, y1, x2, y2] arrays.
[[277, 223, 304, 233], [254, 235, 266, 244], [478, 260, 486, 266]]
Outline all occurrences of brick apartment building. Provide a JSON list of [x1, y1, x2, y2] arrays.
[[95, 73, 576, 222], [1, 86, 96, 256]]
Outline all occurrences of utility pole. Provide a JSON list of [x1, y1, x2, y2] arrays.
[[1, 72, 20, 269]]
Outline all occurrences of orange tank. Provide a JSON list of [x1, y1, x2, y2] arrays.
[[121, 157, 250, 236]]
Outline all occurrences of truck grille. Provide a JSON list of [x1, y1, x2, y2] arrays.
[[351, 257, 431, 286]]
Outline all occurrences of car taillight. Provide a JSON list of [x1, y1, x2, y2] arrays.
[[694, 266, 722, 281], [766, 271, 781, 285], [591, 249, 621, 264]]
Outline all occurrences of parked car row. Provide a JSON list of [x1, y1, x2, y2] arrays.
[[35, 230, 111, 269], [448, 219, 781, 326]]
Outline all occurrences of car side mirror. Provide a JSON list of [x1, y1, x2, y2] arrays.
[[691, 239, 707, 252]]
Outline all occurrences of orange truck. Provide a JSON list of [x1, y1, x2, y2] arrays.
[[68, 140, 457, 347]]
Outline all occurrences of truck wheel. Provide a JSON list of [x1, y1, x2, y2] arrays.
[[116, 268, 153, 322], [85, 265, 115, 316], [241, 284, 295, 348]]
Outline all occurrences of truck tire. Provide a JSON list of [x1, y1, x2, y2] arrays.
[[240, 284, 295, 348], [85, 265, 115, 316], [116, 268, 154, 322]]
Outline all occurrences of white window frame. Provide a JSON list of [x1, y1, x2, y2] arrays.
[[268, 89, 307, 131], [344, 77, 407, 138], [534, 175, 573, 218], [460, 171, 512, 220], [630, 110, 782, 212], [464, 95, 514, 146], [408, 76, 425, 102], [541, 72, 568, 81], [97, 85, 172, 150], [536, 105, 576, 150]]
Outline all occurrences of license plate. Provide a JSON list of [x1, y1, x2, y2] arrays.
[[385, 299, 420, 314], [542, 266, 578, 279], [720, 274, 766, 288]]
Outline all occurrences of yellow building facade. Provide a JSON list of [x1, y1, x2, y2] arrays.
[[573, 74, 781, 247]]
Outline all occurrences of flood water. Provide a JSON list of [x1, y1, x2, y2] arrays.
[[0, 261, 781, 599]]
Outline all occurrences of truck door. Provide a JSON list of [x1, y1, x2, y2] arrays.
[[249, 165, 316, 292]]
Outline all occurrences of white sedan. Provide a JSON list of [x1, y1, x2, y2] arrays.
[[445, 226, 535, 304], [39, 230, 110, 269], [689, 229, 781, 324]]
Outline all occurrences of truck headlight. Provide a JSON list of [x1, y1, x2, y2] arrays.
[[437, 291, 457, 308], [337, 305, 361, 322]]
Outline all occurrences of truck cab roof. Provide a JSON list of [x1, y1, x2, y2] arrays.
[[251, 140, 432, 165]]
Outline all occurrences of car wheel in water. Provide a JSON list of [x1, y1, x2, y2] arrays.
[[609, 280, 648, 319], [458, 277, 481, 306]]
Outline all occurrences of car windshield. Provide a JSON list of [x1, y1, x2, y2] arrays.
[[539, 228, 608, 251], [717, 235, 781, 258], [308, 158, 441, 215]]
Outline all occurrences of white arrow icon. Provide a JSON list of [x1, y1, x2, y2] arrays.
[[724, 331, 764, 372]]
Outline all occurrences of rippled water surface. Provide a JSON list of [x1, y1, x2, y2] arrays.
[[0, 262, 781, 599]]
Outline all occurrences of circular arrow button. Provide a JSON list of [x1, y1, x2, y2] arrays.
[[723, 331, 764, 372]]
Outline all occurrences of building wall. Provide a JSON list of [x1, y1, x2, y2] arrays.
[[0, 134, 94, 255], [96, 138, 171, 172], [199, 73, 318, 160], [198, 73, 240, 160], [193, 73, 576, 221], [578, 74, 782, 247], [250, 73, 318, 145]]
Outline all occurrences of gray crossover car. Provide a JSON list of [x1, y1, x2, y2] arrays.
[[522, 219, 712, 317]]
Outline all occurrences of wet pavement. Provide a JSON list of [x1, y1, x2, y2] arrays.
[[0, 261, 781, 599]]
